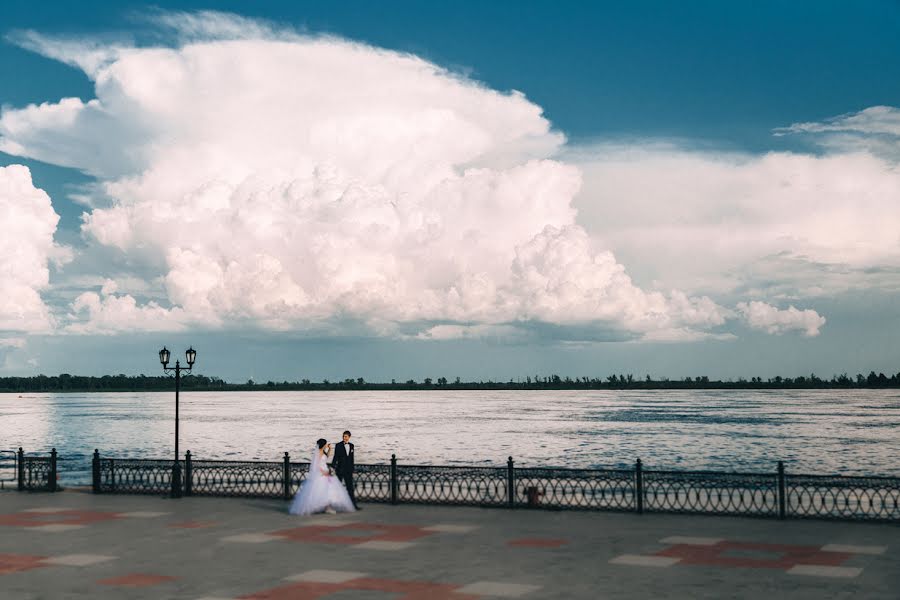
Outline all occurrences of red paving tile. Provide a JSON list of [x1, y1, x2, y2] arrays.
[[241, 577, 480, 599], [97, 573, 178, 587], [0, 510, 121, 528], [508, 537, 569, 548], [272, 522, 435, 545], [0, 554, 48, 576], [656, 540, 853, 570]]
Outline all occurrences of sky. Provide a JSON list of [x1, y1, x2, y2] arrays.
[[1, 1, 900, 383]]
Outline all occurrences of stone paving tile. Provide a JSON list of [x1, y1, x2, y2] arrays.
[[96, 573, 179, 587], [118, 511, 171, 518], [0, 509, 120, 528], [656, 540, 854, 569], [168, 520, 219, 528], [455, 581, 542, 597], [283, 569, 369, 583], [609, 554, 682, 567], [28, 523, 86, 532], [423, 524, 479, 533], [352, 540, 417, 550], [41, 554, 117, 566], [0, 553, 48, 575], [821, 543, 888, 555], [787, 565, 863, 578], [295, 516, 360, 527], [221, 533, 281, 543], [21, 507, 75, 513], [243, 577, 480, 600], [660, 536, 724, 546], [507, 538, 568, 548], [272, 522, 435, 545]]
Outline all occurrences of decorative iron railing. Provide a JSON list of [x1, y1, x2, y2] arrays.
[[96, 457, 175, 495], [79, 450, 900, 521], [515, 466, 636, 511], [1, 450, 16, 490], [355, 463, 392, 503], [394, 464, 509, 506], [15, 448, 58, 492], [785, 473, 900, 521], [641, 469, 779, 517]]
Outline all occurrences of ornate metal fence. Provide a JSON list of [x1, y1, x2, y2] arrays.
[[641, 469, 779, 517], [515, 466, 636, 511], [1, 450, 16, 490], [394, 463, 509, 506], [15, 448, 58, 492], [95, 457, 175, 495], [355, 463, 392, 503], [83, 450, 900, 522], [785, 473, 900, 521]]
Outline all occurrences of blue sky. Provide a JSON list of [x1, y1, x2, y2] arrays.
[[1, 1, 899, 381]]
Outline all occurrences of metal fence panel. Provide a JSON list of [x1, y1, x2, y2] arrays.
[[0, 450, 15, 489], [515, 467, 636, 511], [98, 458, 175, 495], [394, 465, 508, 506], [785, 474, 900, 521], [642, 470, 779, 517]]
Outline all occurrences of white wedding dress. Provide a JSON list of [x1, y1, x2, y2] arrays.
[[289, 448, 357, 516]]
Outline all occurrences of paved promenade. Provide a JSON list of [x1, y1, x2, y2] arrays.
[[0, 489, 897, 599]]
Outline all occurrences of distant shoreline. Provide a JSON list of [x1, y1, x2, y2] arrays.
[[2, 371, 899, 393]]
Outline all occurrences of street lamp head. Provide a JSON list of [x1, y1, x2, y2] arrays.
[[159, 346, 170, 367], [185, 346, 197, 367]]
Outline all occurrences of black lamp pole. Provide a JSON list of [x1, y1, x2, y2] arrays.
[[159, 346, 196, 498]]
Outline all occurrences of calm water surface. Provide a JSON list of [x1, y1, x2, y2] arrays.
[[2, 389, 899, 484]]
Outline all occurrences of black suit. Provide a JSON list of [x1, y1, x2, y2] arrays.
[[332, 442, 357, 506]]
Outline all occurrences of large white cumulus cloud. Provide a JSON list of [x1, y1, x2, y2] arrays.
[[0, 18, 732, 340], [0, 165, 66, 333]]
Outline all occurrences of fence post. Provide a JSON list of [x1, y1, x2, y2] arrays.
[[283, 452, 291, 500], [49, 448, 58, 492], [17, 447, 24, 491], [507, 456, 516, 508], [390, 454, 398, 505], [92, 449, 101, 493], [635, 458, 644, 514], [184, 451, 193, 496], [777, 461, 786, 520]]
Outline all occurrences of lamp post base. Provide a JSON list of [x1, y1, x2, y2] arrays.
[[171, 462, 182, 498]]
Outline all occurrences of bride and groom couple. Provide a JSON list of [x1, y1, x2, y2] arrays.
[[288, 430, 360, 516]]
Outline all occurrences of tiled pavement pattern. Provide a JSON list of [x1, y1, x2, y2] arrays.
[[1, 490, 898, 599]]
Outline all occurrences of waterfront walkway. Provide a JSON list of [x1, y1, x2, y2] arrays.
[[1, 489, 897, 599]]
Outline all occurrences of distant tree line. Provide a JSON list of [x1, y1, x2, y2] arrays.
[[1, 370, 900, 392]]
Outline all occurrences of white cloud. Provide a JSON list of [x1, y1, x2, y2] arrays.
[[0, 17, 740, 341], [736, 301, 826, 337], [414, 324, 531, 342], [0, 337, 26, 349], [66, 291, 190, 334], [570, 144, 900, 298], [0, 164, 66, 333], [776, 105, 900, 137], [774, 106, 900, 159]]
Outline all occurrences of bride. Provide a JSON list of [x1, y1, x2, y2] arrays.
[[289, 438, 357, 516]]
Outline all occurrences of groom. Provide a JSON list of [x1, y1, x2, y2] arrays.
[[332, 430, 359, 509]]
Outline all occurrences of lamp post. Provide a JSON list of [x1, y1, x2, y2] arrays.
[[159, 346, 196, 498]]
